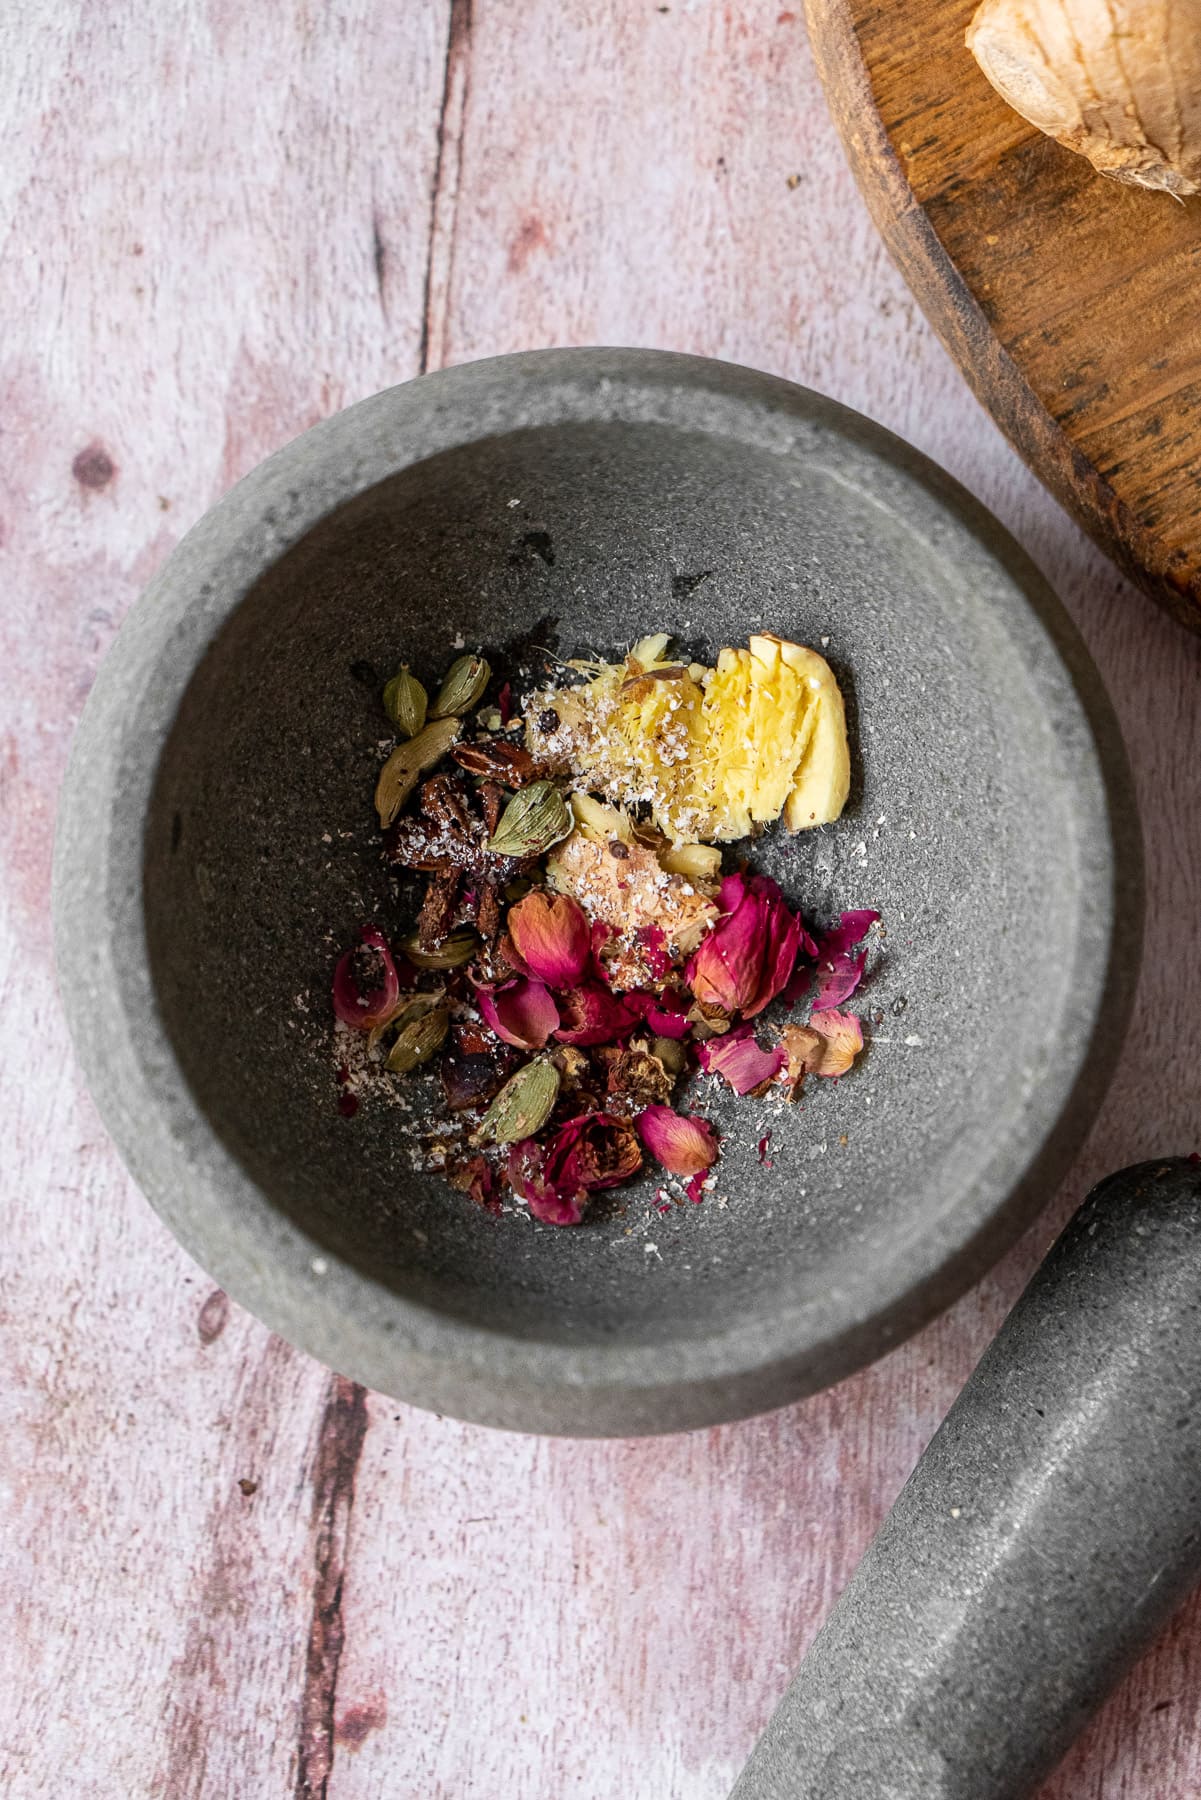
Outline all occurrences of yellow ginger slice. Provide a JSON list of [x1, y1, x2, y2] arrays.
[[527, 633, 849, 842]]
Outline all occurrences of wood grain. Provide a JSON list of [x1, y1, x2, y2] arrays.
[[802, 0, 1201, 634], [1, 4, 1200, 1797]]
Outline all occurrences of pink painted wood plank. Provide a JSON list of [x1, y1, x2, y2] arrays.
[[0, 4, 449, 1797], [2, 3, 1200, 1798]]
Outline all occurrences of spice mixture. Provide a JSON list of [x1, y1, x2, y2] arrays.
[[331, 634, 878, 1226]]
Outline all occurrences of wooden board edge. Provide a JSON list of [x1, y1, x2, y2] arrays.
[[801, 0, 1200, 635]]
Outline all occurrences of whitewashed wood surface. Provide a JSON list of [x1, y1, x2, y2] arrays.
[[3, 5, 1200, 1796]]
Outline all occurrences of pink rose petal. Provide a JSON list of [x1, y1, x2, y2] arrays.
[[808, 1007, 865, 1077], [635, 924, 673, 981], [507, 890, 592, 988], [645, 986, 692, 1039], [554, 982, 646, 1047], [636, 1105, 719, 1176], [332, 925, 401, 1030], [698, 1027, 787, 1095], [507, 1139, 586, 1226], [478, 978, 560, 1050], [687, 872, 803, 1019], [812, 910, 879, 1009]]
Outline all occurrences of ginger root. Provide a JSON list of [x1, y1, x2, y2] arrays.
[[967, 0, 1201, 198]]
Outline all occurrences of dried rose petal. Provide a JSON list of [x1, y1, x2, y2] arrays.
[[812, 909, 880, 1009], [332, 925, 401, 1029], [698, 1026, 787, 1096], [645, 986, 691, 1039], [448, 1154, 502, 1215], [507, 889, 592, 988], [589, 919, 614, 984], [686, 873, 803, 1020], [636, 1106, 719, 1177], [507, 1140, 586, 1226], [808, 1008, 864, 1077], [478, 978, 560, 1050], [554, 982, 646, 1047], [778, 1022, 824, 1098], [635, 924, 673, 981]]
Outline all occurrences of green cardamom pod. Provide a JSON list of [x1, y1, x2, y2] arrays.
[[430, 654, 491, 720], [488, 780, 572, 859], [472, 1056, 560, 1147], [383, 665, 428, 738], [402, 929, 479, 970], [368, 989, 445, 1050], [374, 715, 461, 827], [386, 1005, 449, 1073]]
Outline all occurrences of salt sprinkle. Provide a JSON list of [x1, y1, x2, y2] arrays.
[[311, 1257, 328, 1276]]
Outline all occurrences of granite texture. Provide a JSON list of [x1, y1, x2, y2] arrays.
[[51, 349, 1142, 1434], [733, 1158, 1201, 1799]]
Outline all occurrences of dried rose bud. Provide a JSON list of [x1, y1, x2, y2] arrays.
[[686, 872, 803, 1019], [506, 890, 591, 988], [600, 1045, 676, 1113], [430, 653, 491, 719], [554, 982, 647, 1047], [383, 665, 428, 738], [548, 1111, 642, 1192], [697, 1026, 787, 1096], [808, 1008, 864, 1077], [811, 910, 880, 1009], [472, 1056, 561, 1146], [636, 1106, 719, 1177], [488, 781, 573, 859], [687, 996, 733, 1040], [478, 978, 560, 1050], [386, 1005, 449, 1073], [332, 926, 400, 1030], [508, 1112, 643, 1225]]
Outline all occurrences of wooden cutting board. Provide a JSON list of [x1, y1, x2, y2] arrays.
[[803, 0, 1201, 635]]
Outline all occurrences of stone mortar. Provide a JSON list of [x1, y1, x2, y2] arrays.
[[52, 349, 1143, 1435]]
